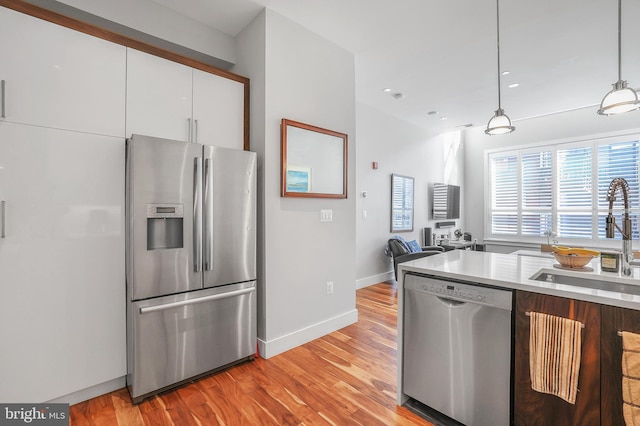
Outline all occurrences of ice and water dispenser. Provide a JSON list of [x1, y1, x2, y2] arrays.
[[146, 203, 184, 250]]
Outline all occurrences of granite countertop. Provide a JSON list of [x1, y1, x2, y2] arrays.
[[397, 250, 640, 310]]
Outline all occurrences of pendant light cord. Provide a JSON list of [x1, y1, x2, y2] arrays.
[[496, 0, 502, 109], [617, 0, 622, 82]]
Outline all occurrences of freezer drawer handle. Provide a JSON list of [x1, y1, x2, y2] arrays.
[[1, 200, 5, 238], [139, 287, 255, 314]]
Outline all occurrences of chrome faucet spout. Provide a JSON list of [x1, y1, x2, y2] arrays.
[[606, 177, 633, 275]]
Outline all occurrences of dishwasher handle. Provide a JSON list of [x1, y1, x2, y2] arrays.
[[436, 296, 467, 307]]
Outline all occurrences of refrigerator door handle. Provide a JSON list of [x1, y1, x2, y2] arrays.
[[204, 157, 214, 271], [139, 287, 255, 314], [194, 157, 203, 272]]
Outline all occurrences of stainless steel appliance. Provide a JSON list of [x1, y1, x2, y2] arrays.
[[125, 134, 257, 403], [402, 273, 513, 426]]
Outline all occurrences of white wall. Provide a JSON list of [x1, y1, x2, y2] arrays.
[[234, 11, 267, 339], [355, 103, 465, 286], [235, 10, 357, 358], [464, 106, 640, 252], [32, 0, 235, 67]]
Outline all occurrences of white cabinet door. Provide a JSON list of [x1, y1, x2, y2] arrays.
[[126, 48, 193, 141], [0, 122, 125, 403], [193, 69, 245, 150], [0, 7, 126, 137]]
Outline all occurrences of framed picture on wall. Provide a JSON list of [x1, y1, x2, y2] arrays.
[[286, 166, 311, 192]]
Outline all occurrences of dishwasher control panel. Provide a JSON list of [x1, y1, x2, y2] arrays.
[[404, 273, 512, 310], [423, 282, 489, 302]]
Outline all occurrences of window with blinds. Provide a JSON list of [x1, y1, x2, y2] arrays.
[[486, 134, 640, 243], [391, 173, 414, 232]]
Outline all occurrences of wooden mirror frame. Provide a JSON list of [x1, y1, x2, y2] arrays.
[[280, 118, 348, 198]]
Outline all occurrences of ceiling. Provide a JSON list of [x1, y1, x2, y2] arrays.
[[149, 0, 640, 133]]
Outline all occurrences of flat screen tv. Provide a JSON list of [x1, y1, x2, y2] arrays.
[[432, 183, 460, 220]]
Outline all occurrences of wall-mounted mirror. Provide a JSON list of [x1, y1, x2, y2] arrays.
[[281, 119, 348, 198], [391, 173, 414, 232]]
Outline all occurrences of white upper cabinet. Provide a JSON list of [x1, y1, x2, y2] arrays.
[[0, 7, 125, 137], [192, 69, 244, 149], [127, 49, 246, 150], [125, 48, 193, 142]]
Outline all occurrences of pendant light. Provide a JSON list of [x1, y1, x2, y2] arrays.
[[485, 0, 515, 135], [597, 0, 639, 115]]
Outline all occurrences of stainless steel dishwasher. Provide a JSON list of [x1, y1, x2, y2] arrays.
[[402, 273, 513, 426]]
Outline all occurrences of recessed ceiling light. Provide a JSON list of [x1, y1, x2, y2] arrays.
[[501, 70, 510, 75], [382, 88, 391, 92], [508, 83, 520, 88], [392, 92, 406, 100], [440, 116, 448, 121]]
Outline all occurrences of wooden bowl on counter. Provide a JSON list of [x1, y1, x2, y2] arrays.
[[552, 252, 595, 268]]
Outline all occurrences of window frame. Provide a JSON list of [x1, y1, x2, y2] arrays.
[[484, 131, 640, 247]]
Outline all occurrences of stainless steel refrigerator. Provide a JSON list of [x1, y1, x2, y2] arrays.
[[125, 134, 257, 403]]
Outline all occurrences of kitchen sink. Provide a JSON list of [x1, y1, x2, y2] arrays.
[[530, 269, 640, 296]]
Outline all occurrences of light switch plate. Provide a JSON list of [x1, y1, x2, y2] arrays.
[[320, 209, 333, 222]]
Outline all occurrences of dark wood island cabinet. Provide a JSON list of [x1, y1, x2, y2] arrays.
[[515, 290, 601, 425], [515, 290, 640, 425], [601, 305, 640, 426]]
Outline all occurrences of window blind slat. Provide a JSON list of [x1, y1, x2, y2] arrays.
[[522, 151, 552, 208]]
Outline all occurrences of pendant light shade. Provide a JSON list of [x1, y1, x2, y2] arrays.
[[598, 80, 639, 115], [597, 0, 639, 116], [486, 108, 515, 135], [485, 0, 515, 136]]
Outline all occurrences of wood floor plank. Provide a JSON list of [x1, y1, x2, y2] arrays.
[[69, 282, 433, 426], [196, 372, 262, 425], [110, 389, 144, 426], [70, 393, 119, 426], [312, 334, 396, 382], [174, 384, 222, 425], [136, 397, 174, 426], [249, 359, 332, 425], [157, 391, 201, 426]]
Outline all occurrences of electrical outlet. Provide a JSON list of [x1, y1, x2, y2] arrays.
[[326, 281, 334, 295]]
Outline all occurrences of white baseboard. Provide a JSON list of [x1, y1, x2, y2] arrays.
[[257, 308, 358, 359], [48, 376, 126, 405], [355, 271, 394, 289]]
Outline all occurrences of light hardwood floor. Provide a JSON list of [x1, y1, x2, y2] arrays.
[[70, 282, 432, 425]]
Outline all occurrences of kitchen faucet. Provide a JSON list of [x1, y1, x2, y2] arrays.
[[606, 177, 633, 275]]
